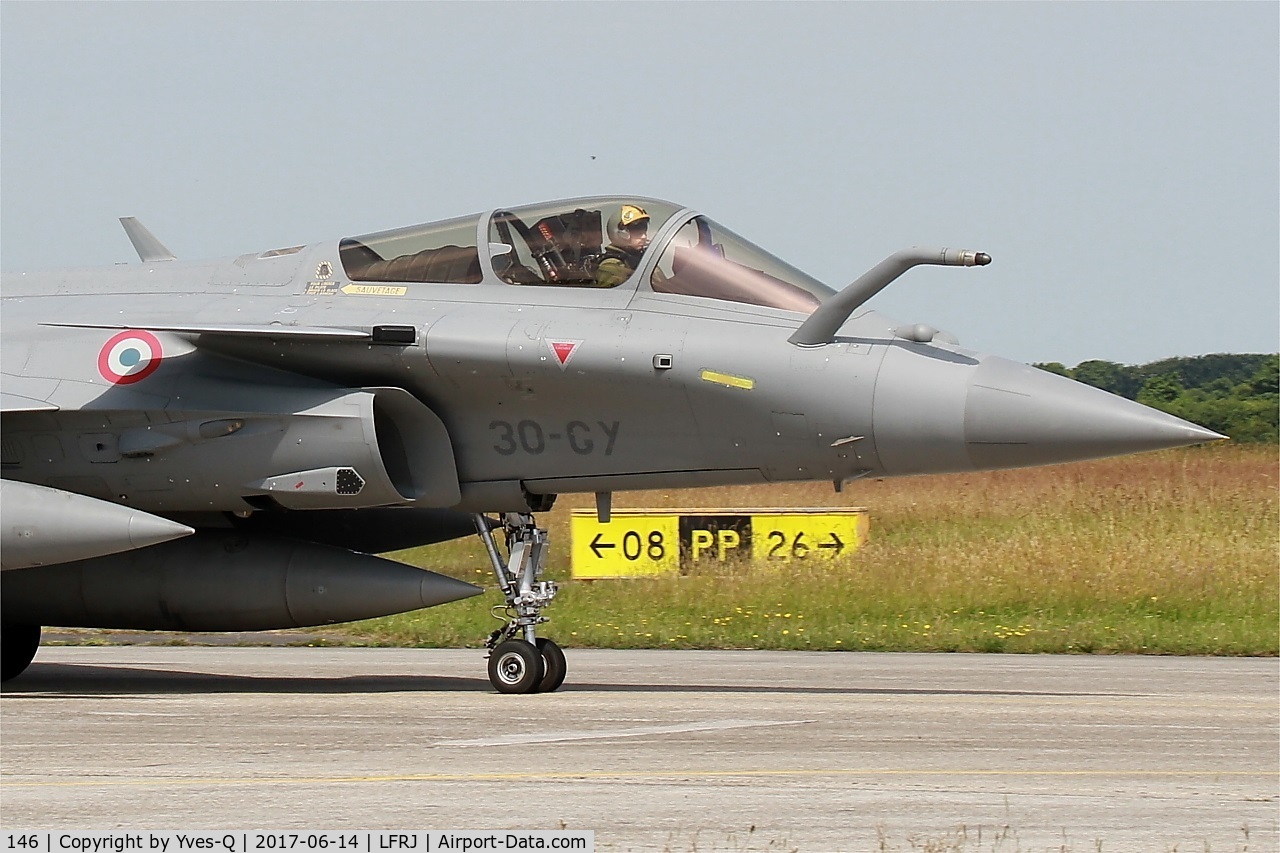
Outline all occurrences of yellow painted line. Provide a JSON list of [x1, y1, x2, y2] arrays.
[[3, 768, 1274, 789], [700, 369, 754, 390]]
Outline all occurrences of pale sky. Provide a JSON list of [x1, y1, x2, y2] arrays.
[[2, 1, 1276, 367]]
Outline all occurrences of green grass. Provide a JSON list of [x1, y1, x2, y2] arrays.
[[337, 445, 1279, 655]]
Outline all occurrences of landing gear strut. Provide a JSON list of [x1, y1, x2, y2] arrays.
[[473, 512, 565, 694]]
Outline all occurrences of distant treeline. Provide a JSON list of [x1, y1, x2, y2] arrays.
[[1034, 353, 1279, 443]]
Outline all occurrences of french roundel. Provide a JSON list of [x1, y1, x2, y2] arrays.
[[97, 330, 163, 385]]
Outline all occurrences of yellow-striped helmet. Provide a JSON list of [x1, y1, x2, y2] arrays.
[[608, 204, 651, 245], [618, 204, 649, 228]]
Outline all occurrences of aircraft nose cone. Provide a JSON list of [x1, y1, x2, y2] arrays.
[[964, 357, 1226, 469]]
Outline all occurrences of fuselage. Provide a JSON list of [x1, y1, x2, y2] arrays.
[[1, 196, 1220, 520], [0, 196, 1225, 657]]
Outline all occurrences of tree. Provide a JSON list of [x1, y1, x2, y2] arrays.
[[1034, 362, 1070, 377], [1137, 373, 1184, 406], [1070, 360, 1142, 399], [1243, 355, 1279, 398]]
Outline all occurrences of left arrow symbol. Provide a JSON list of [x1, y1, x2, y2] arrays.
[[590, 533, 616, 559]]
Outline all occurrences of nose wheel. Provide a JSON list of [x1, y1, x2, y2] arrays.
[[488, 639, 543, 694], [536, 637, 568, 693], [474, 513, 566, 694]]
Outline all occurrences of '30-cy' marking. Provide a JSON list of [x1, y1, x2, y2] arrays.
[[490, 420, 620, 456]]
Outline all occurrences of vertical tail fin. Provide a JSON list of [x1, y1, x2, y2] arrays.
[[119, 217, 176, 262]]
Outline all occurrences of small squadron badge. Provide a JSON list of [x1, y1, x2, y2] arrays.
[[304, 260, 339, 295]]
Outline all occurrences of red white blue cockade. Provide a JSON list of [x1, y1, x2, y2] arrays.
[[97, 329, 163, 385]]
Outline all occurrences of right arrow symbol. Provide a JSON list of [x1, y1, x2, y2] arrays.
[[818, 533, 844, 555]]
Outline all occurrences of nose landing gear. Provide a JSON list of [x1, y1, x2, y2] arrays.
[[473, 512, 566, 694]]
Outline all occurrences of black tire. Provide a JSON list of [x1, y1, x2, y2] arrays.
[[1, 623, 41, 682], [487, 639, 544, 694], [535, 637, 567, 693]]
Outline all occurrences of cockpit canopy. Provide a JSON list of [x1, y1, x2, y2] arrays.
[[338, 196, 835, 314]]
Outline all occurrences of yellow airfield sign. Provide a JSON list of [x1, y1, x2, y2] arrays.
[[570, 508, 868, 579]]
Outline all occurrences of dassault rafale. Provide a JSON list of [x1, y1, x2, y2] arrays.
[[0, 196, 1223, 691]]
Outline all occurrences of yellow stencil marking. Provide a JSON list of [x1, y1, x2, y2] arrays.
[[340, 284, 408, 297], [700, 369, 755, 390]]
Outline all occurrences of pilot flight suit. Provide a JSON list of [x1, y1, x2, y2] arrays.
[[593, 243, 645, 288]]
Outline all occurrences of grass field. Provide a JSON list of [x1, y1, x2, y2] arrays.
[[339, 445, 1278, 655]]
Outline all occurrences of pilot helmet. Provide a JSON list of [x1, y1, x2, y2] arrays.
[[608, 204, 651, 245]]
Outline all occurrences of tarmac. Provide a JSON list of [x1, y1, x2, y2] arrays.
[[1, 647, 1276, 852]]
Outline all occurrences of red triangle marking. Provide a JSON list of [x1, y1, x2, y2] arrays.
[[551, 341, 577, 364]]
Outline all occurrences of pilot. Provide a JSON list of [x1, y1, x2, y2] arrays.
[[594, 204, 651, 288]]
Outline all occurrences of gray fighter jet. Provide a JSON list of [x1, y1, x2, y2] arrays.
[[0, 196, 1223, 691]]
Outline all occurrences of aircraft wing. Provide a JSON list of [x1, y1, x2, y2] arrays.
[[42, 321, 374, 341], [0, 392, 59, 413]]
